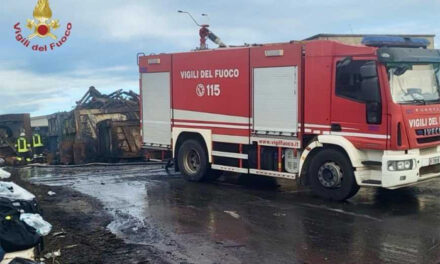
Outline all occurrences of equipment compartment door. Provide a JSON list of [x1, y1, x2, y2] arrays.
[[141, 72, 171, 147], [253, 66, 298, 136]]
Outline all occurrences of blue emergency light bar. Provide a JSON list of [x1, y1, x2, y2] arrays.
[[362, 36, 430, 48]]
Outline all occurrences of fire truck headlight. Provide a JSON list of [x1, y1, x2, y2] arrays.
[[387, 160, 414, 171]]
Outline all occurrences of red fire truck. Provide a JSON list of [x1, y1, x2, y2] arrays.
[[138, 36, 440, 200]]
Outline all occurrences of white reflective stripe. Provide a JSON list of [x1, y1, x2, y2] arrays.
[[304, 123, 331, 128], [174, 122, 249, 130], [212, 134, 249, 144], [342, 127, 360, 131], [313, 130, 321, 134], [331, 131, 390, 139], [253, 126, 298, 133], [249, 169, 297, 179], [212, 164, 248, 173], [142, 120, 171, 125], [173, 109, 249, 124], [305, 128, 312, 133], [212, 151, 248, 159], [304, 124, 359, 131]]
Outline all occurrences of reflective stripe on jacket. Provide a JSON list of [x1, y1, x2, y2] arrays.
[[16, 137, 30, 153], [32, 134, 43, 147]]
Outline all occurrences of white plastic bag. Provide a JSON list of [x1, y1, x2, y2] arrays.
[[20, 213, 52, 236], [0, 168, 10, 179], [0, 182, 35, 201]]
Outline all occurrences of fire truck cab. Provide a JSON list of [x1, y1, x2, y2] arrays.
[[138, 36, 440, 200]]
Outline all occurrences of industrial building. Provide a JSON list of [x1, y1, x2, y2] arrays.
[[305, 33, 435, 48]]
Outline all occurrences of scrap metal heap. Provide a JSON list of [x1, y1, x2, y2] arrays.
[[76, 86, 139, 110], [48, 86, 142, 164]]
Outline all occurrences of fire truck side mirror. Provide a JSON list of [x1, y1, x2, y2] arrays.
[[362, 74, 382, 124], [361, 77, 380, 103], [361, 62, 382, 124], [360, 62, 380, 103], [366, 102, 382, 124], [360, 62, 377, 78]]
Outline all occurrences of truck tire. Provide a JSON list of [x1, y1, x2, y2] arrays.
[[308, 149, 359, 201], [178, 139, 209, 182]]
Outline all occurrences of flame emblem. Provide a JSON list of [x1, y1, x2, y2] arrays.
[[26, 0, 59, 39]]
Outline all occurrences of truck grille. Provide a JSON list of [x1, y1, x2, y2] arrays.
[[420, 164, 440, 176], [417, 136, 440, 144]]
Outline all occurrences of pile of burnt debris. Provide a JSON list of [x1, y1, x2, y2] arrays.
[[0, 87, 143, 165], [76, 86, 139, 110]]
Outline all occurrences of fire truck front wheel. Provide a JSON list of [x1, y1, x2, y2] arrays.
[[178, 139, 209, 182], [308, 149, 359, 201]]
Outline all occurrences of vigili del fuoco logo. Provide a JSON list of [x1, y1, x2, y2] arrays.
[[13, 0, 72, 52]]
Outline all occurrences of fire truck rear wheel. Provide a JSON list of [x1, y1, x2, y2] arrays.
[[178, 139, 209, 182], [308, 148, 359, 201]]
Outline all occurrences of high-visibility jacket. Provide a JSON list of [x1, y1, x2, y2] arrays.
[[32, 134, 43, 148], [15, 137, 30, 153]]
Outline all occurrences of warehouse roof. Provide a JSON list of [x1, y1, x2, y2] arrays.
[[304, 33, 436, 40]]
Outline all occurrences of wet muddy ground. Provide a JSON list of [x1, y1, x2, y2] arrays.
[[6, 164, 440, 264]]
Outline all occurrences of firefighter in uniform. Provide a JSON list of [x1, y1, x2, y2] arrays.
[[15, 133, 32, 163], [32, 132, 44, 160]]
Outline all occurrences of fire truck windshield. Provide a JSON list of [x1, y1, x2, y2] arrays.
[[388, 63, 440, 105]]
